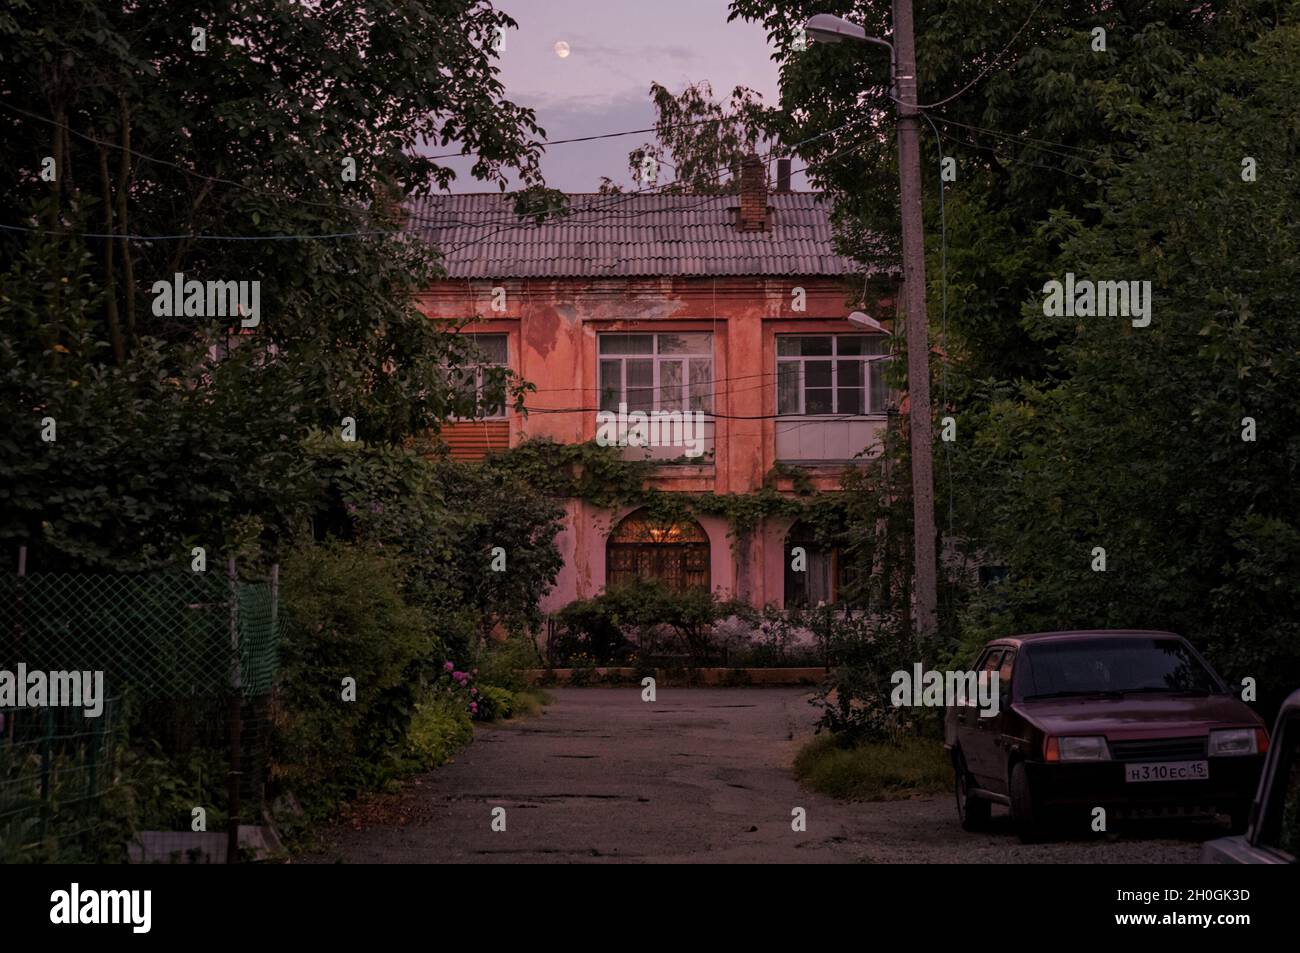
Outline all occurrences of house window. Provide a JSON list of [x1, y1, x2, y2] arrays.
[[606, 509, 710, 592], [776, 334, 890, 416], [599, 333, 713, 415], [451, 333, 508, 419], [783, 521, 865, 608]]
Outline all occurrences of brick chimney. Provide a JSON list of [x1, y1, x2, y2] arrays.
[[776, 157, 792, 193], [737, 154, 768, 231], [372, 174, 409, 229]]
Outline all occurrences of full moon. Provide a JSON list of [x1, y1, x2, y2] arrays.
[[554, 41, 570, 58]]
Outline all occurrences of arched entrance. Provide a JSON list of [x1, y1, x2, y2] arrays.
[[606, 509, 710, 592]]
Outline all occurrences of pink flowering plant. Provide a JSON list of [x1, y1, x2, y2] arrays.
[[436, 660, 490, 720]]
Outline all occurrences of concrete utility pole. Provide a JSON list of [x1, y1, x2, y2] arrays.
[[804, 5, 939, 640], [891, 0, 939, 640]]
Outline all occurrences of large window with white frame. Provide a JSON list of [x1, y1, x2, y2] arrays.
[[450, 333, 509, 419], [776, 334, 890, 416], [599, 332, 714, 415]]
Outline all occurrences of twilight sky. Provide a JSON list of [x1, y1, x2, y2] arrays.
[[432, 0, 808, 194]]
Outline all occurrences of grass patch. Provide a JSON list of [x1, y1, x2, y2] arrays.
[[510, 688, 552, 718], [794, 733, 951, 801]]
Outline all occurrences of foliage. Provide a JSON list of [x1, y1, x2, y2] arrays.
[[554, 593, 634, 664], [808, 610, 929, 743], [728, 1, 1300, 724], [490, 436, 850, 538], [473, 635, 541, 694], [0, 300, 315, 571], [947, 23, 1300, 716], [307, 436, 566, 657], [729, 0, 1278, 382], [405, 693, 474, 770], [273, 541, 441, 816], [613, 81, 769, 194], [794, 732, 949, 801], [0, 0, 549, 570], [555, 580, 755, 667], [473, 685, 516, 722]]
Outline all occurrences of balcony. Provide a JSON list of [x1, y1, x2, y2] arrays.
[[774, 417, 886, 463]]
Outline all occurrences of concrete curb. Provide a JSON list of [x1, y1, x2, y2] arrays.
[[525, 667, 827, 687]]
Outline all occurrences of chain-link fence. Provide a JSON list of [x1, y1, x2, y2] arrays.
[[0, 564, 280, 863]]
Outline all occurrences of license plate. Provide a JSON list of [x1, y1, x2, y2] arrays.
[[1124, 760, 1209, 782]]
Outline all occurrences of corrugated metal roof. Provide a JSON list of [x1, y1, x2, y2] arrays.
[[406, 192, 869, 279]]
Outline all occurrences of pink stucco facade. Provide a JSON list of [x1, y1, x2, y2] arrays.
[[419, 274, 895, 612]]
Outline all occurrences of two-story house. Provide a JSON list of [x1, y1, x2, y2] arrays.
[[411, 155, 896, 613]]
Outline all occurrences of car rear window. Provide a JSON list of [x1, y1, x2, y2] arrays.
[[1018, 637, 1222, 698]]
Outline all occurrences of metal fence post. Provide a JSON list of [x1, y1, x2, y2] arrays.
[[9, 546, 27, 744], [269, 563, 279, 645], [226, 557, 241, 864], [38, 707, 53, 841]]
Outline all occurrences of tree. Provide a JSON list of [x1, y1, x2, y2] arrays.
[[614, 81, 770, 193], [0, 0, 548, 567], [727, 0, 1279, 382], [953, 23, 1300, 714], [730, 0, 1300, 712]]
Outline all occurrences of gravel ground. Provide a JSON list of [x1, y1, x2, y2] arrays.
[[301, 687, 1215, 864]]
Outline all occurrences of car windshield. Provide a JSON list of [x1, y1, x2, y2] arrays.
[[1019, 637, 1222, 698]]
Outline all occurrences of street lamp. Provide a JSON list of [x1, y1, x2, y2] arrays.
[[803, 14, 896, 99], [806, 5, 938, 641], [847, 310, 890, 334]]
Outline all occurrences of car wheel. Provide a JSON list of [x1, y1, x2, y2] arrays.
[[1010, 762, 1050, 844], [954, 751, 992, 831]]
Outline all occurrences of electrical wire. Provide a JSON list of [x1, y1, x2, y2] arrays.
[[915, 0, 1048, 110], [0, 118, 873, 244]]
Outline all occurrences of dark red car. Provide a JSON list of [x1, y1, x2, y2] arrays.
[[945, 630, 1268, 842]]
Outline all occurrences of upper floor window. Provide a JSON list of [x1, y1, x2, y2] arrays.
[[452, 333, 508, 418], [599, 333, 713, 415], [776, 334, 890, 416]]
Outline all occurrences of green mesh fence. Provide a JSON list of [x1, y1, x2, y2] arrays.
[[0, 697, 120, 863], [0, 570, 280, 862], [1, 573, 278, 699]]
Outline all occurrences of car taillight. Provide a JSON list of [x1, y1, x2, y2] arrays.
[[1044, 736, 1060, 762], [1256, 728, 1269, 755]]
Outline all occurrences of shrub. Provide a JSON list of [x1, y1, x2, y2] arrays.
[[553, 597, 631, 663], [554, 580, 754, 666], [405, 693, 474, 769], [474, 635, 540, 694], [808, 612, 931, 745], [273, 541, 442, 816], [307, 438, 565, 659], [473, 685, 516, 721]]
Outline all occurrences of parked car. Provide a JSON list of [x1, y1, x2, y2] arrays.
[[1201, 688, 1300, 863], [945, 630, 1268, 843]]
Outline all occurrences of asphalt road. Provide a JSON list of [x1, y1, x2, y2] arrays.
[[302, 687, 1219, 863]]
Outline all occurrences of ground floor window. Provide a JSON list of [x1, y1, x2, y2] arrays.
[[784, 520, 864, 608], [606, 509, 710, 592]]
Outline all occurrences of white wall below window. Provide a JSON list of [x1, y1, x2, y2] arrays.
[[775, 417, 886, 462]]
